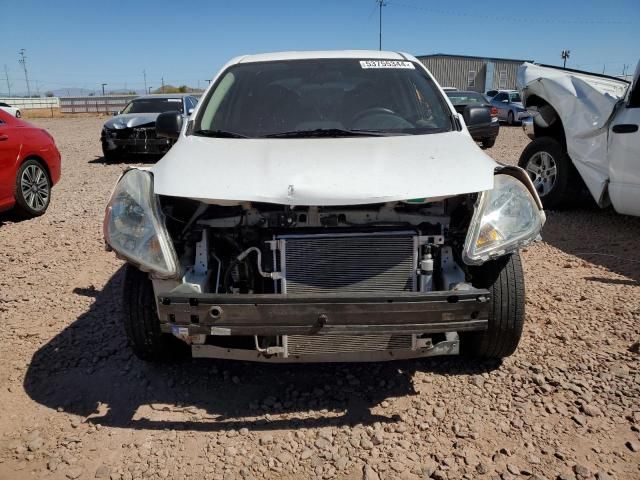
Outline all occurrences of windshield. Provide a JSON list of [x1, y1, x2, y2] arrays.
[[509, 92, 522, 103], [195, 59, 453, 138], [122, 98, 184, 114], [446, 92, 488, 105]]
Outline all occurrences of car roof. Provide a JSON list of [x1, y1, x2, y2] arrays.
[[233, 50, 410, 64], [133, 94, 192, 101], [446, 90, 485, 95]]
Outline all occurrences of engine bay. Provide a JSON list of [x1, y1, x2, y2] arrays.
[[159, 195, 476, 297]]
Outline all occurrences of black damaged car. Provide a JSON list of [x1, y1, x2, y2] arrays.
[[100, 94, 198, 161], [445, 90, 499, 149]]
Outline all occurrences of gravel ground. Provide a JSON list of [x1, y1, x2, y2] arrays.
[[0, 119, 638, 480]]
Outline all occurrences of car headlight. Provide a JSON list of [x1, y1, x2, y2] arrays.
[[463, 174, 544, 265], [103, 169, 179, 278]]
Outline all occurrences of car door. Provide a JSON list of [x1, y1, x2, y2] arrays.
[[0, 115, 23, 210], [607, 66, 640, 216]]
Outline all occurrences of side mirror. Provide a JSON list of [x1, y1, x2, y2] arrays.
[[463, 105, 491, 128], [188, 108, 194, 115], [156, 111, 183, 139]]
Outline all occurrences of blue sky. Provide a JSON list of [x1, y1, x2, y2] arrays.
[[1, 0, 638, 95]]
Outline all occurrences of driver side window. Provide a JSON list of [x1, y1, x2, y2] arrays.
[[494, 93, 507, 102]]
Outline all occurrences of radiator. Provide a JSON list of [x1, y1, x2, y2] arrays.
[[276, 231, 417, 294], [287, 334, 412, 355]]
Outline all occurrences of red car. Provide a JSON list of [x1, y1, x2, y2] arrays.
[[0, 110, 61, 217]]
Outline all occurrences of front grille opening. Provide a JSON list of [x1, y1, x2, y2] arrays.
[[287, 334, 412, 355]]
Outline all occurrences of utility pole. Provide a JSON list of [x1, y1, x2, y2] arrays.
[[18, 49, 31, 98], [161, 77, 165, 93], [204, 79, 211, 85], [4, 65, 11, 97], [377, 0, 387, 51], [561, 49, 570, 68], [148, 86, 153, 94], [143, 69, 147, 93], [101, 83, 107, 96]]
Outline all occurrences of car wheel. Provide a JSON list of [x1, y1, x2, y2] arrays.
[[507, 111, 514, 125], [123, 264, 190, 361], [14, 159, 51, 217], [518, 136, 579, 209], [462, 253, 525, 359], [102, 141, 122, 162], [15, 110, 21, 118], [481, 137, 496, 149]]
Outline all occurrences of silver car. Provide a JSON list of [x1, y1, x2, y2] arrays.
[[490, 90, 530, 125]]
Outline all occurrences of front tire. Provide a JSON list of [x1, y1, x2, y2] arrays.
[[518, 136, 579, 209], [462, 253, 525, 359], [123, 265, 189, 361], [507, 111, 514, 125], [14, 159, 51, 217], [101, 141, 123, 162], [481, 137, 496, 149]]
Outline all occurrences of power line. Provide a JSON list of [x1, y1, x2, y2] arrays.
[[18, 49, 31, 98], [377, 0, 387, 51], [3, 65, 11, 97]]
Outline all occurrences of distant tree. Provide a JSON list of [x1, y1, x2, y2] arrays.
[[45, 91, 55, 97]]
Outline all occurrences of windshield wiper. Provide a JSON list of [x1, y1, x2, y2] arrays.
[[193, 129, 248, 138], [263, 128, 393, 138]]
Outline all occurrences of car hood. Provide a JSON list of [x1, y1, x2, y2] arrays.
[[152, 131, 498, 206], [103, 113, 159, 130]]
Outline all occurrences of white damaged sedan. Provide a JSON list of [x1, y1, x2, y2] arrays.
[[104, 51, 545, 363]]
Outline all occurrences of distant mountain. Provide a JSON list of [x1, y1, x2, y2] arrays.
[[8, 85, 205, 98], [150, 85, 204, 94]]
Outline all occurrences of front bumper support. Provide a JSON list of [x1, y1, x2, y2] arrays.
[[157, 290, 491, 336]]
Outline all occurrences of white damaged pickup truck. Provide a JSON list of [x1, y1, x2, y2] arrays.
[[104, 51, 545, 363], [518, 62, 640, 216]]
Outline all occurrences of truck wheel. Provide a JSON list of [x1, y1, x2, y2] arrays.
[[507, 111, 515, 125], [481, 137, 496, 149], [518, 136, 578, 209], [123, 265, 189, 361], [462, 253, 525, 359]]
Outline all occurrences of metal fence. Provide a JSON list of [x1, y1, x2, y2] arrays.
[[59, 95, 137, 114], [0, 97, 60, 109]]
